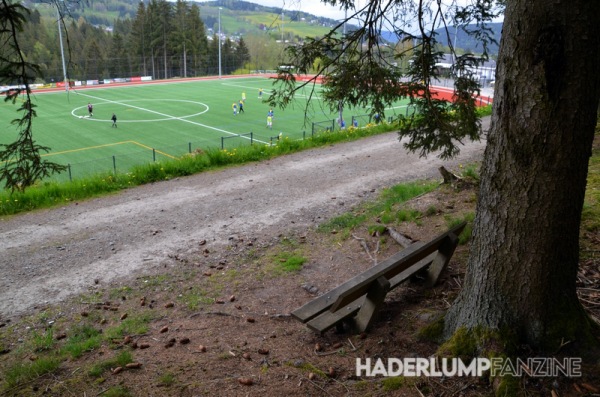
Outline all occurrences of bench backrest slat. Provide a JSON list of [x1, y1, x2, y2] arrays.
[[330, 231, 460, 311], [291, 222, 466, 322]]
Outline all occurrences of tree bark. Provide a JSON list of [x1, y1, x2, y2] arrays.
[[444, 0, 600, 351]]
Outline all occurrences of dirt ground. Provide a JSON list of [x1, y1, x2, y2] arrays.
[[1, 122, 599, 396]]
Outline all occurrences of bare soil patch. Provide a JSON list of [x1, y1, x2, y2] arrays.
[[1, 124, 599, 396]]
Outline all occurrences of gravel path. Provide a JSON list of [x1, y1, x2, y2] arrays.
[[0, 125, 488, 319]]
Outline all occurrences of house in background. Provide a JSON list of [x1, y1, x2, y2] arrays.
[[435, 54, 497, 87]]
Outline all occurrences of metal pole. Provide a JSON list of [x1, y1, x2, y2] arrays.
[[218, 7, 222, 79], [56, 6, 68, 91]]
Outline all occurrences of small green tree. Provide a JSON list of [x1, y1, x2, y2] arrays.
[[0, 0, 66, 192], [268, 2, 494, 159], [269, 0, 600, 360]]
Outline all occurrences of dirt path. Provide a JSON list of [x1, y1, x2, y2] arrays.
[[0, 125, 488, 319]]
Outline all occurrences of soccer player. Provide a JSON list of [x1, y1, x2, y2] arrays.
[[111, 113, 117, 128], [267, 115, 273, 129], [258, 88, 263, 99], [87, 103, 93, 117], [241, 92, 246, 103], [267, 108, 274, 118], [232, 102, 238, 115], [238, 100, 245, 113]]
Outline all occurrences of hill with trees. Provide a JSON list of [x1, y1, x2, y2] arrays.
[[14, 0, 347, 84]]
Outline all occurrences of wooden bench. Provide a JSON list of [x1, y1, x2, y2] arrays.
[[291, 222, 466, 334]]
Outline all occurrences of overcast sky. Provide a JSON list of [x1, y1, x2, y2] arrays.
[[244, 0, 504, 26], [246, 0, 352, 20]]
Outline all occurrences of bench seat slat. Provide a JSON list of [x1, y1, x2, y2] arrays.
[[291, 241, 426, 323], [306, 296, 364, 333], [387, 252, 436, 289], [305, 253, 437, 333]]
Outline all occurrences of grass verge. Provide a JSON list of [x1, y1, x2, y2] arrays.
[[0, 107, 493, 217]]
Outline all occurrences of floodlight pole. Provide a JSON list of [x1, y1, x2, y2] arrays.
[[452, 24, 458, 66], [218, 7, 222, 79], [281, 12, 284, 42], [57, 5, 68, 91]]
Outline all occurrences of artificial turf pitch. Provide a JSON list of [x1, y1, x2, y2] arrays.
[[0, 76, 410, 181]]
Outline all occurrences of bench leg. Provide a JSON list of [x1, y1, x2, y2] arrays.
[[350, 276, 390, 333], [424, 232, 459, 288]]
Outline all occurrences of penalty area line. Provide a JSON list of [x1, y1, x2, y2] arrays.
[[40, 140, 176, 160]]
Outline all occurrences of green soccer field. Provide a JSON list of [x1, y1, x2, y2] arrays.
[[0, 76, 411, 181]]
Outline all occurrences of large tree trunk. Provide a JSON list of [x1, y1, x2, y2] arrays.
[[444, 0, 600, 350]]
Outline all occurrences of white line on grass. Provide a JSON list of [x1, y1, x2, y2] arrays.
[[76, 91, 268, 145]]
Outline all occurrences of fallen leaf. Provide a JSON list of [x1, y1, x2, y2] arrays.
[[238, 377, 253, 386]]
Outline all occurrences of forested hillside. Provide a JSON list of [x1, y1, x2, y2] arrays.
[[431, 23, 502, 55], [11, 0, 494, 85], [11, 0, 345, 84]]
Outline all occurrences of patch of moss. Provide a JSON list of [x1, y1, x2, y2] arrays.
[[381, 376, 405, 391], [102, 386, 132, 397], [286, 360, 327, 378], [352, 379, 370, 390], [439, 326, 515, 360], [88, 350, 133, 378], [417, 316, 445, 342], [439, 327, 478, 358], [494, 375, 520, 397], [158, 372, 176, 386]]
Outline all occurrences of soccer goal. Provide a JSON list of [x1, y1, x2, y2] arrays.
[[221, 132, 254, 149], [312, 120, 335, 135], [351, 114, 372, 128]]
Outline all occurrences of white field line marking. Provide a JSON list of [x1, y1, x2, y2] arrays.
[[77, 92, 268, 144]]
